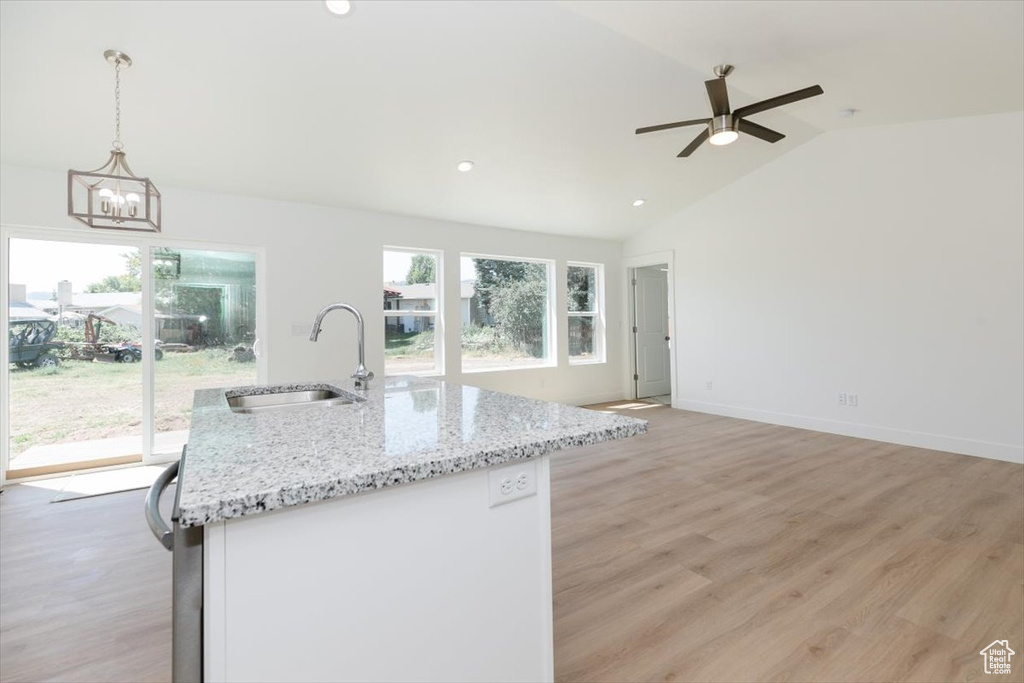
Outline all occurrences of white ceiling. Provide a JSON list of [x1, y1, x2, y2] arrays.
[[561, 0, 1024, 131], [1, 1, 1021, 240]]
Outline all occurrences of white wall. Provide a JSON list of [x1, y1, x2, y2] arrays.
[[626, 111, 1024, 463], [1, 165, 626, 406]]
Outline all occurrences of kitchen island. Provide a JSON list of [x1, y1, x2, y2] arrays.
[[176, 376, 646, 683]]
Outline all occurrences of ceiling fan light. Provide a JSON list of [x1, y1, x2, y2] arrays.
[[709, 130, 739, 146], [325, 0, 353, 15], [708, 114, 738, 146]]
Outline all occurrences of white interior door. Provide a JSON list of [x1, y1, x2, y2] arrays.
[[634, 266, 671, 398]]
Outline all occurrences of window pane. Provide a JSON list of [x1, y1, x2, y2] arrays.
[[384, 249, 440, 375], [461, 256, 550, 371], [7, 239, 142, 476], [568, 263, 603, 364], [568, 316, 596, 359], [153, 248, 258, 458], [568, 265, 596, 312]]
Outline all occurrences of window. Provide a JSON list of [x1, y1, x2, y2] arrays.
[[461, 255, 553, 372], [568, 263, 603, 364], [383, 248, 442, 376]]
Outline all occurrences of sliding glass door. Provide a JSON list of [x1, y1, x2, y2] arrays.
[[6, 238, 144, 478], [2, 231, 263, 480], [152, 248, 258, 459]]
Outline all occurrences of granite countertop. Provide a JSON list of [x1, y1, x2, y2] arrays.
[[176, 376, 647, 527]]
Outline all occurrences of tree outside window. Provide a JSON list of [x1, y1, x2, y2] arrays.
[[567, 263, 603, 363], [461, 256, 552, 372]]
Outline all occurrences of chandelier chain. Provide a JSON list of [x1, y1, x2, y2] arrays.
[[113, 58, 123, 151]]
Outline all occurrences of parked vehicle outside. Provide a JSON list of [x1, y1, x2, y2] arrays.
[[109, 341, 164, 363], [8, 318, 62, 368]]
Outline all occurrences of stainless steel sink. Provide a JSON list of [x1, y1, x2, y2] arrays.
[[227, 386, 360, 414]]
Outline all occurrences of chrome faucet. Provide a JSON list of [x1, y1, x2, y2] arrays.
[[309, 303, 374, 390]]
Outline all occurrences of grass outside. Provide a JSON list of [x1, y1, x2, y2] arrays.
[[385, 330, 437, 374], [384, 328, 548, 375], [8, 349, 255, 457], [385, 331, 434, 356]]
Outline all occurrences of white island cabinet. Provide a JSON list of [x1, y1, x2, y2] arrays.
[[176, 377, 646, 683]]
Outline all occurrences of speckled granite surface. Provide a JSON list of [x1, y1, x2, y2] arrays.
[[176, 377, 647, 527]]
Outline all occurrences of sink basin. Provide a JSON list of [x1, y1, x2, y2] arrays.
[[226, 385, 361, 414]]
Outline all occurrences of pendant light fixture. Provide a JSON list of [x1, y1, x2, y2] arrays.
[[68, 50, 161, 232]]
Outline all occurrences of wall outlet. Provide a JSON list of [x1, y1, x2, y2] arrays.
[[848, 393, 858, 407], [291, 323, 309, 337], [838, 392, 847, 406], [488, 461, 538, 508], [706, 380, 713, 391]]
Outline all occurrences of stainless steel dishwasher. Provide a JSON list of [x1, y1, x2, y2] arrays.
[[146, 447, 204, 683]]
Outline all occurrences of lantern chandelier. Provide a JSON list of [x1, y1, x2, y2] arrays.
[[68, 50, 161, 232]]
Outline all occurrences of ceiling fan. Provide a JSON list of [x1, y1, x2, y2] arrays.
[[636, 65, 824, 157]]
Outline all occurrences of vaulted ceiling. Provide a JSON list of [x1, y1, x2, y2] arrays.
[[1, 1, 1021, 240]]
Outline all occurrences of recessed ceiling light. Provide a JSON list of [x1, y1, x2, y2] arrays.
[[632, 199, 645, 207], [456, 160, 474, 173], [325, 0, 352, 16]]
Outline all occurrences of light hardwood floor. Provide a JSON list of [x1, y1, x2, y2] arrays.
[[1, 404, 1021, 682], [0, 478, 173, 683], [553, 402, 1023, 683]]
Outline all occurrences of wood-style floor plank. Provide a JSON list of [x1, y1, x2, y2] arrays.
[[2, 403, 1021, 682], [551, 403, 1023, 683], [0, 481, 174, 682]]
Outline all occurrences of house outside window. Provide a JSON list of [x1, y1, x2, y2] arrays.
[[383, 248, 443, 376], [567, 262, 604, 364], [461, 254, 554, 372]]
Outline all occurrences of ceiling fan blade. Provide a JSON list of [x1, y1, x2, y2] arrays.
[[677, 130, 709, 157], [732, 85, 824, 119], [635, 118, 710, 135], [737, 119, 785, 143], [705, 78, 730, 116]]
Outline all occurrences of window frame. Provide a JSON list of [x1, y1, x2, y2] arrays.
[[460, 252, 556, 374], [567, 261, 605, 365], [382, 246, 444, 377]]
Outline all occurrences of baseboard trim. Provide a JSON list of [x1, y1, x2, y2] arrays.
[[568, 392, 631, 407], [672, 400, 1023, 464]]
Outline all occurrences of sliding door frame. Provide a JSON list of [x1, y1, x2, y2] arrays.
[[0, 223, 268, 484]]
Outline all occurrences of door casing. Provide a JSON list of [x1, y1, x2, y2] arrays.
[[623, 251, 676, 403]]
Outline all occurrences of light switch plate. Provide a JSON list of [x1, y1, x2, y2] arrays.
[[488, 461, 537, 508]]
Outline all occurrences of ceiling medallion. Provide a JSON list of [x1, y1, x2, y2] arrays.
[[68, 50, 161, 232]]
